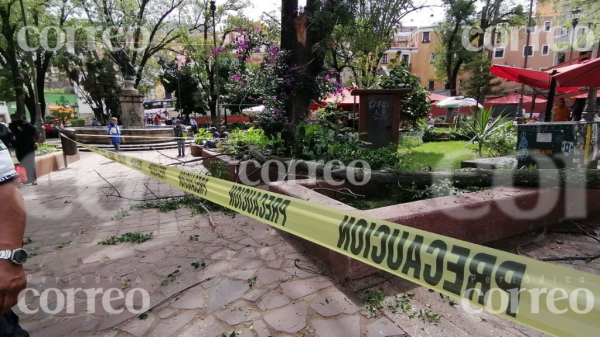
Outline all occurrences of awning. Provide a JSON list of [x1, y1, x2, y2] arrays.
[[572, 91, 600, 99], [428, 92, 449, 103], [485, 93, 547, 105], [490, 65, 573, 92], [551, 58, 600, 88]]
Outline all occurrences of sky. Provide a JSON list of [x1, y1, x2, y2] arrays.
[[239, 0, 446, 27]]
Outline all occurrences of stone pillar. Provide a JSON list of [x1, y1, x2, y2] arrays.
[[119, 77, 146, 128]]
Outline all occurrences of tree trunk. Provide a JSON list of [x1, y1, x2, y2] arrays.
[[209, 97, 217, 126]]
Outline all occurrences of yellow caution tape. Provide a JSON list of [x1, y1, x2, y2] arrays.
[[66, 135, 600, 337]]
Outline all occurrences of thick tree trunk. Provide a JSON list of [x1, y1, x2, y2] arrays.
[[209, 98, 217, 126]]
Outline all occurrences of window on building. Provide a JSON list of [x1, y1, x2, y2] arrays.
[[401, 54, 410, 64], [495, 32, 502, 44], [444, 82, 450, 90], [557, 27, 567, 37], [527, 25, 536, 34], [493, 47, 505, 59], [428, 81, 435, 90], [523, 45, 534, 57], [542, 45, 550, 55], [544, 21, 551, 32], [422, 32, 430, 43], [381, 54, 388, 64]]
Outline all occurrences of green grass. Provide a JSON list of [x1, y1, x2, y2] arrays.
[[432, 127, 454, 132], [401, 141, 480, 171]]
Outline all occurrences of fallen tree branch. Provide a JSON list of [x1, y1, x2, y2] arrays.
[[94, 169, 122, 198], [312, 188, 365, 199], [570, 221, 600, 244], [249, 149, 600, 189], [538, 254, 600, 262]]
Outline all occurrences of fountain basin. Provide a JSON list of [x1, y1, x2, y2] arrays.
[[68, 126, 176, 144]]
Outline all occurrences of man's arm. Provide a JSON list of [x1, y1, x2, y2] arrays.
[[0, 144, 27, 313]]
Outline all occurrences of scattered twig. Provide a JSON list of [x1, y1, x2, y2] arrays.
[[94, 169, 122, 198], [356, 274, 395, 292], [538, 254, 600, 262], [312, 188, 365, 199], [198, 201, 216, 228], [135, 277, 213, 318], [143, 184, 159, 199], [516, 241, 534, 256], [569, 221, 600, 244], [157, 150, 184, 163], [40, 196, 71, 204]]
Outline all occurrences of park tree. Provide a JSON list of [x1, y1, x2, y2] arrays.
[[159, 59, 205, 116], [280, 0, 354, 123], [175, 1, 249, 125], [433, 0, 524, 99], [328, 0, 424, 88], [0, 0, 72, 134], [379, 58, 431, 126], [461, 53, 502, 106]]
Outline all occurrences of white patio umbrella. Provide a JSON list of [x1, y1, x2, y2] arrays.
[[242, 105, 266, 115], [435, 96, 483, 109]]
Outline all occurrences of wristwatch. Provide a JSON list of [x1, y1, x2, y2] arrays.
[[0, 249, 28, 265]]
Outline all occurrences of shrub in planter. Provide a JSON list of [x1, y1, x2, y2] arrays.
[[70, 119, 86, 127], [485, 124, 517, 157]]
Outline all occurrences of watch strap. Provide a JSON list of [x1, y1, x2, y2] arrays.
[[0, 250, 13, 260]]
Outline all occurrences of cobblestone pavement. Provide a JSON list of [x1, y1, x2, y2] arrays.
[[12, 149, 574, 337]]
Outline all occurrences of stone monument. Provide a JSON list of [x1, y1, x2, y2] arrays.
[[119, 76, 146, 128]]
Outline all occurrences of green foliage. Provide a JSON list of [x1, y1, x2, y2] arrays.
[[71, 118, 86, 127], [195, 128, 215, 145], [462, 108, 511, 156], [98, 232, 154, 245], [159, 60, 205, 115], [206, 161, 229, 180], [485, 124, 517, 157], [315, 104, 346, 125], [293, 122, 405, 170], [461, 54, 502, 104], [112, 208, 130, 220], [191, 261, 206, 269], [131, 195, 236, 218], [388, 294, 415, 314], [161, 269, 180, 286], [35, 143, 59, 156], [378, 60, 431, 124], [360, 288, 385, 317]]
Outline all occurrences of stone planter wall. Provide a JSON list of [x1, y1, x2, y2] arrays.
[[268, 180, 600, 280], [35, 152, 81, 177]]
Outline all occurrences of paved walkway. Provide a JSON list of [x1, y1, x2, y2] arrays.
[[14, 149, 591, 337]]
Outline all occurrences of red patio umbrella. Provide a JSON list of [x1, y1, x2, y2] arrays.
[[572, 91, 600, 99], [550, 58, 600, 88], [485, 93, 547, 105], [491, 65, 572, 92]]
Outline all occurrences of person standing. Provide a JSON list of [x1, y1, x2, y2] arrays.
[[0, 138, 29, 337], [173, 119, 187, 157], [8, 115, 38, 185], [190, 118, 198, 135], [153, 114, 160, 126], [107, 117, 123, 152], [91, 118, 99, 126], [552, 98, 571, 122]]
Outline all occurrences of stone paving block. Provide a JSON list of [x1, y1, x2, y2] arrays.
[[232, 258, 265, 270], [258, 247, 278, 261], [178, 315, 228, 337], [199, 260, 231, 280], [147, 309, 198, 337], [239, 237, 260, 247], [253, 319, 272, 337], [159, 308, 176, 319], [257, 292, 292, 310], [223, 268, 258, 280], [31, 315, 87, 337], [242, 288, 268, 302], [215, 300, 260, 326], [311, 315, 360, 337], [121, 312, 156, 337], [238, 247, 257, 259], [206, 279, 250, 313], [211, 248, 238, 260], [309, 289, 361, 317], [171, 285, 205, 309], [263, 302, 308, 334], [202, 276, 224, 289], [366, 317, 406, 337], [255, 268, 289, 286], [267, 259, 284, 269], [280, 276, 334, 300]]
